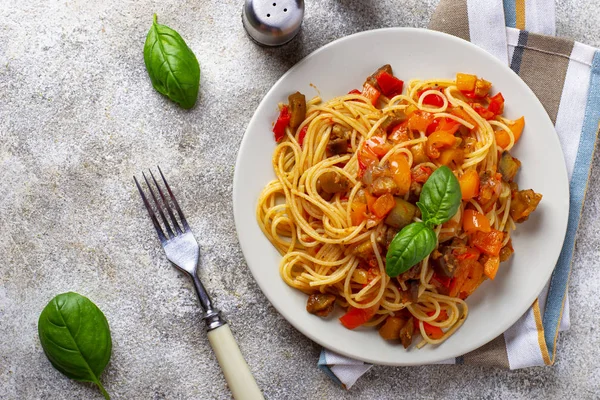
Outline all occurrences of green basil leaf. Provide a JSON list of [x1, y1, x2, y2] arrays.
[[38, 292, 112, 400], [143, 14, 200, 109], [385, 222, 437, 277], [417, 165, 462, 226]]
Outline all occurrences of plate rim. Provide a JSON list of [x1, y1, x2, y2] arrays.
[[233, 27, 570, 365]]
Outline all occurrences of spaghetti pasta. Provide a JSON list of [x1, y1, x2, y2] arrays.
[[257, 66, 542, 348]]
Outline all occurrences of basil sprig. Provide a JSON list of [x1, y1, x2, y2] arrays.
[[144, 14, 201, 109], [38, 292, 112, 399], [386, 166, 461, 277]]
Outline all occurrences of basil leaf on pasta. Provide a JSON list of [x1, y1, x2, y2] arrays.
[[385, 222, 437, 277], [417, 165, 461, 226]]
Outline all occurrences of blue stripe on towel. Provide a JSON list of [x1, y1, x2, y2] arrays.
[[318, 349, 345, 387], [543, 50, 600, 360], [503, 0, 517, 28]]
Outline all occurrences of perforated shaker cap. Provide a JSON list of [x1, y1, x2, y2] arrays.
[[242, 0, 304, 46]]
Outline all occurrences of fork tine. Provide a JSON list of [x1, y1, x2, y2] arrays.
[[142, 172, 176, 238], [134, 176, 167, 244], [150, 170, 183, 235], [157, 165, 190, 231]]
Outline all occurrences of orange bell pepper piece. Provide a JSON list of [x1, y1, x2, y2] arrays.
[[426, 131, 456, 159], [351, 203, 368, 225], [362, 82, 381, 106], [458, 169, 480, 200], [463, 209, 491, 234], [471, 229, 504, 256], [483, 255, 501, 280], [408, 110, 435, 132], [388, 153, 411, 195], [372, 193, 395, 219]]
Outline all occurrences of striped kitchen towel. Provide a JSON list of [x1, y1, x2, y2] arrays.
[[319, 0, 600, 388]]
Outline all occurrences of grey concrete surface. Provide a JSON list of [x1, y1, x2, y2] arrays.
[[1, 0, 599, 399]]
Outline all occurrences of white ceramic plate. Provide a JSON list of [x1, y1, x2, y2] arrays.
[[233, 28, 569, 365]]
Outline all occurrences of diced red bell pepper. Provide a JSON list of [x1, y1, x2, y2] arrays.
[[375, 71, 404, 97], [411, 165, 432, 183], [362, 83, 381, 105], [298, 125, 308, 147], [432, 273, 451, 288], [339, 303, 379, 330], [348, 89, 361, 95], [474, 92, 505, 120], [488, 92, 505, 115], [273, 105, 290, 142], [414, 316, 444, 339]]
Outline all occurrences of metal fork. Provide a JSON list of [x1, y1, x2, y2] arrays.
[[134, 167, 263, 400]]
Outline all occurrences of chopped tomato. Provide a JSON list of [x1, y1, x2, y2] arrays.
[[426, 130, 456, 159], [390, 122, 411, 142], [471, 229, 504, 256], [298, 125, 308, 147], [348, 89, 361, 95], [411, 165, 432, 183], [456, 73, 477, 92], [357, 144, 379, 178], [365, 135, 392, 157], [372, 193, 395, 218], [407, 110, 435, 132], [375, 71, 404, 97], [388, 153, 411, 195], [339, 303, 379, 329], [362, 83, 381, 105], [458, 169, 479, 200], [351, 202, 367, 225], [483, 255, 501, 280], [273, 105, 291, 142], [463, 209, 491, 234]]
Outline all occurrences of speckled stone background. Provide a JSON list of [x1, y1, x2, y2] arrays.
[[1, 0, 599, 399]]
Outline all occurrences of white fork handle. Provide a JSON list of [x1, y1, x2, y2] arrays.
[[207, 324, 264, 400]]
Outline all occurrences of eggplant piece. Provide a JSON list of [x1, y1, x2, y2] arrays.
[[510, 189, 542, 223], [381, 110, 408, 132], [371, 176, 398, 196], [499, 239, 514, 262], [410, 142, 430, 165], [306, 294, 336, 317], [319, 171, 349, 194], [331, 124, 350, 139], [432, 246, 458, 278], [354, 241, 375, 261], [399, 316, 415, 348], [288, 91, 306, 128], [499, 151, 521, 182], [327, 138, 349, 155], [385, 197, 417, 229], [409, 281, 420, 302], [365, 64, 393, 89]]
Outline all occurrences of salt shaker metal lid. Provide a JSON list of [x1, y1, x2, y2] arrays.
[[242, 0, 304, 46]]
